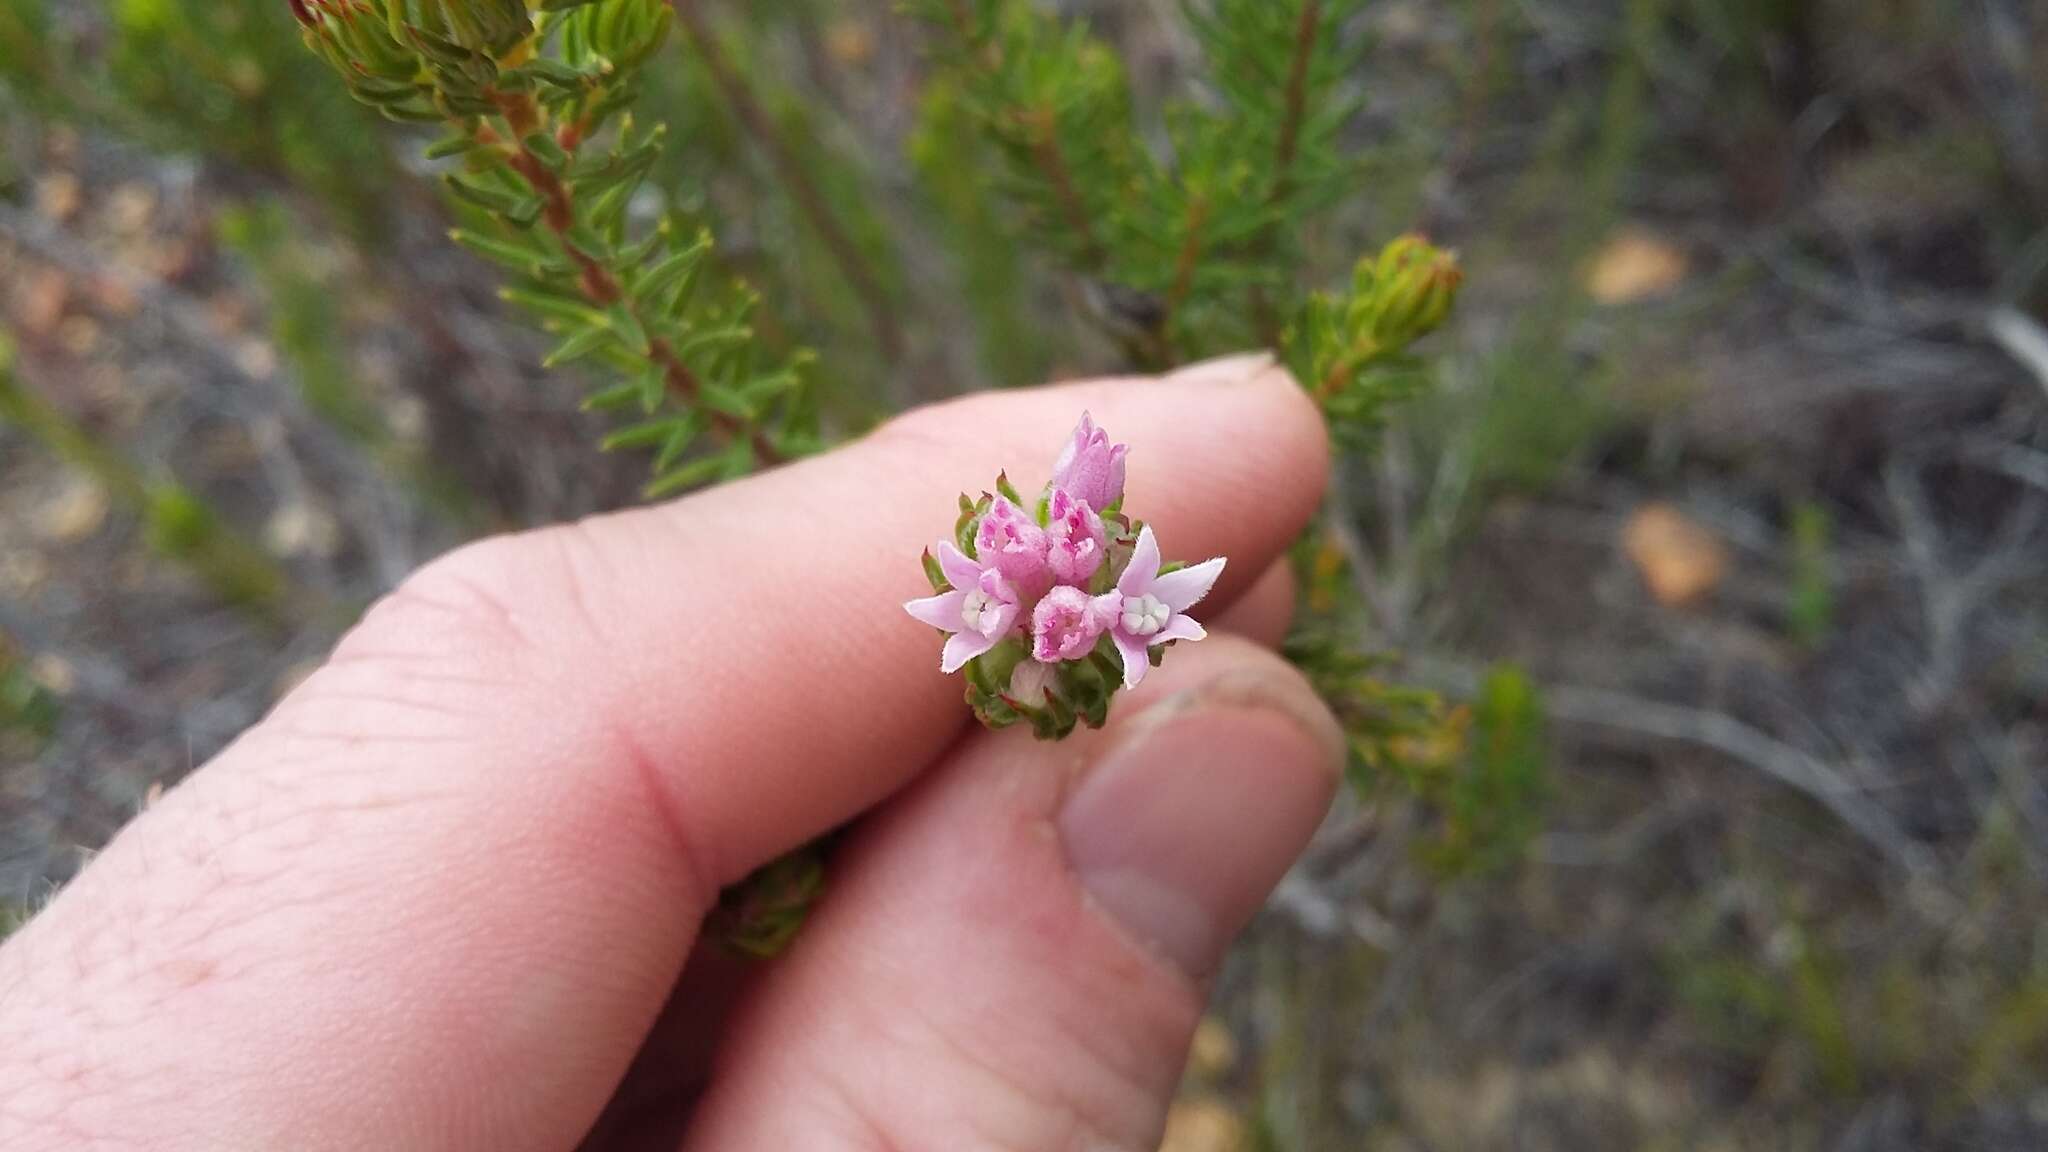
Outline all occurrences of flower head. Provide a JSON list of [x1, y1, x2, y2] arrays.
[[1044, 488, 1107, 584], [907, 413, 1227, 739], [1050, 412, 1128, 511], [974, 496, 1051, 593], [1100, 526, 1225, 689], [903, 541, 1022, 674], [1031, 585, 1115, 663]]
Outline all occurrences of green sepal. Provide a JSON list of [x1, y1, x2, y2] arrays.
[[965, 639, 1024, 700], [922, 549, 949, 593], [1063, 653, 1114, 731], [955, 492, 992, 558]]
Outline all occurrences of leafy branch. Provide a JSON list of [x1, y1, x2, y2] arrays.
[[297, 0, 816, 497], [671, 1, 905, 366]]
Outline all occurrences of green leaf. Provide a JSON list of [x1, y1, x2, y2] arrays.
[[671, 325, 751, 361], [442, 173, 527, 215], [602, 417, 680, 452], [635, 366, 667, 413], [580, 379, 642, 412], [635, 234, 712, 302], [499, 286, 608, 328], [542, 322, 619, 368], [643, 452, 729, 499], [522, 131, 568, 171], [606, 302, 651, 356], [646, 411, 704, 471], [448, 229, 554, 276]]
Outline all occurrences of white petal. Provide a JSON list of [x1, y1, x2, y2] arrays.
[[1117, 525, 1162, 596], [1151, 556, 1225, 614], [1155, 615, 1207, 645], [1113, 629, 1150, 690], [904, 591, 969, 631], [940, 628, 1001, 674], [935, 540, 982, 590], [981, 599, 1021, 639]]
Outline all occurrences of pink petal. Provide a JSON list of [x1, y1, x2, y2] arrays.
[[1155, 615, 1207, 645], [1151, 556, 1226, 614], [904, 590, 968, 632], [1112, 628, 1150, 689], [1052, 411, 1093, 477], [941, 628, 1000, 674], [979, 599, 1021, 639], [935, 540, 982, 590], [1118, 525, 1162, 596]]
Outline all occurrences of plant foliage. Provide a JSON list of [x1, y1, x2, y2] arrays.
[[297, 0, 818, 496]]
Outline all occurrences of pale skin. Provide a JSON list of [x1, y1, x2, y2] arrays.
[[0, 354, 1344, 1151]]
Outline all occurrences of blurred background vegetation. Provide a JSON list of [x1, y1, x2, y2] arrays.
[[2, 0, 2046, 1148]]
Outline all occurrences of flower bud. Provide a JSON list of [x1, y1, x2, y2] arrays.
[[1366, 234, 1462, 346], [1049, 411, 1128, 511], [1006, 659, 1058, 710], [1044, 488, 1107, 585], [975, 496, 1051, 592], [1031, 585, 1113, 663]]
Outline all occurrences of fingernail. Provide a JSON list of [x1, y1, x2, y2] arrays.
[[1057, 671, 1343, 978], [1167, 350, 1278, 387]]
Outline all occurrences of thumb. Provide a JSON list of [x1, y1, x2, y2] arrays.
[[679, 635, 1342, 1151]]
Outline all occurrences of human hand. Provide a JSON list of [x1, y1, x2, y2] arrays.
[[0, 354, 1341, 1151]]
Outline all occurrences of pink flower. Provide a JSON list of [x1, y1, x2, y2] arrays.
[[1031, 585, 1116, 663], [1097, 526, 1225, 689], [1050, 412, 1128, 511], [1044, 488, 1106, 584], [974, 496, 1050, 592], [903, 541, 1022, 674]]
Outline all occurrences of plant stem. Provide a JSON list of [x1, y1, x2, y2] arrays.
[[1251, 0, 1325, 347], [486, 96, 786, 466], [1156, 195, 1212, 361], [938, 1, 1107, 271], [671, 1, 906, 367], [1022, 105, 1109, 270], [1313, 335, 1380, 405], [1273, 0, 1323, 187]]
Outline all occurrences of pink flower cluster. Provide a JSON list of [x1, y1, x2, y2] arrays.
[[904, 414, 1225, 691]]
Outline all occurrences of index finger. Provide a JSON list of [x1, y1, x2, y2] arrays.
[[496, 352, 1327, 879]]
